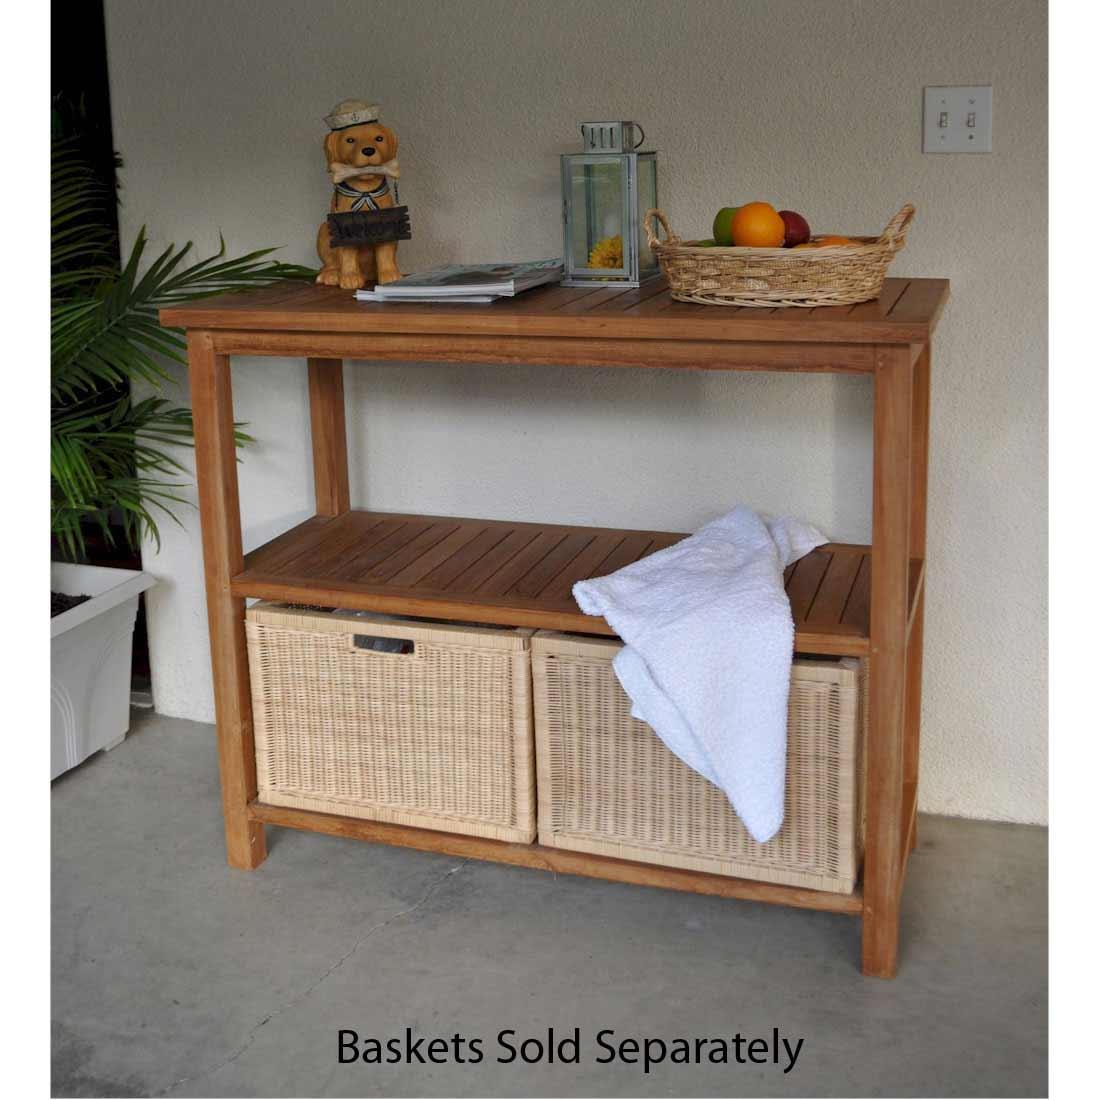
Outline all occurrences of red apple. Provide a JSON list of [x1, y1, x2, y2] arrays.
[[778, 210, 811, 247]]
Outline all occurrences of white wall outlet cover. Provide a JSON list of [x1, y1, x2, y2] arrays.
[[923, 86, 993, 153]]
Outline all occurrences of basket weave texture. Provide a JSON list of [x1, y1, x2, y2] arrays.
[[532, 633, 867, 892], [645, 204, 914, 307], [247, 604, 536, 842]]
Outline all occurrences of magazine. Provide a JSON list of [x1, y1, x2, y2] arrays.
[[366, 259, 562, 299], [354, 290, 498, 304]]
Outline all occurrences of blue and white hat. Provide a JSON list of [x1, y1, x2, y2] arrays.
[[324, 99, 381, 131]]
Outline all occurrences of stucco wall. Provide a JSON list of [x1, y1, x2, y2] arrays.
[[103, 0, 1047, 823]]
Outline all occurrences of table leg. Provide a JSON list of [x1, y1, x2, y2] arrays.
[[188, 331, 266, 870], [904, 344, 931, 850], [862, 343, 914, 977], [307, 358, 350, 516], [904, 590, 925, 854]]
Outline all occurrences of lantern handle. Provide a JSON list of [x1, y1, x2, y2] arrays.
[[644, 209, 680, 249]]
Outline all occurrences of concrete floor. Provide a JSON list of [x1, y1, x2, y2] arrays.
[[52, 710, 1047, 1098]]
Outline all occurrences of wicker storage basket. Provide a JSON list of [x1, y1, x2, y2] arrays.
[[246, 604, 536, 842], [644, 204, 914, 307], [532, 633, 867, 892]]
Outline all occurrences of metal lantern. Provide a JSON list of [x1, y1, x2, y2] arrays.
[[560, 121, 658, 288]]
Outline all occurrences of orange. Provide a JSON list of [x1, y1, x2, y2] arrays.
[[730, 202, 786, 248], [814, 235, 855, 247]]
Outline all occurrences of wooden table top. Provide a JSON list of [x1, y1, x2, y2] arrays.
[[162, 276, 949, 345]]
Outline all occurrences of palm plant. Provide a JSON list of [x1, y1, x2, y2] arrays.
[[51, 123, 314, 561]]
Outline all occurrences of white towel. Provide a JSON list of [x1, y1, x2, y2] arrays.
[[572, 506, 826, 843]]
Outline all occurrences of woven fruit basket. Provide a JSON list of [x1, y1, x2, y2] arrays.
[[644, 203, 915, 307]]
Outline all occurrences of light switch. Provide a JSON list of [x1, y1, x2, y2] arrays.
[[923, 86, 992, 153]]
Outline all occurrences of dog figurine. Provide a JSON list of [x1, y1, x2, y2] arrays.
[[316, 99, 402, 289]]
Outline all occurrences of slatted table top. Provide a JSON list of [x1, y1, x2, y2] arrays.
[[162, 277, 949, 345], [232, 509, 913, 656]]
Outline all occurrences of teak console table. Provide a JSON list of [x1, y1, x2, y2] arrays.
[[163, 275, 948, 979]]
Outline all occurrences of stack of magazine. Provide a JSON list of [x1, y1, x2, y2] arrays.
[[354, 259, 562, 304]]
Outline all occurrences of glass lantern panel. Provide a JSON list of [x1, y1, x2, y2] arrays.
[[637, 154, 658, 274], [565, 157, 629, 277]]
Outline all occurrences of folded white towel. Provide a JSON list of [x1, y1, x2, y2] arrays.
[[572, 506, 826, 843]]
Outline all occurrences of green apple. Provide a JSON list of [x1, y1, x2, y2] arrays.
[[712, 207, 741, 246]]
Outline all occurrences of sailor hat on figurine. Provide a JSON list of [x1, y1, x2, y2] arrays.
[[324, 99, 381, 131]]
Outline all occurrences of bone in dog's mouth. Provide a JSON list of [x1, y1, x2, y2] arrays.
[[329, 159, 400, 184]]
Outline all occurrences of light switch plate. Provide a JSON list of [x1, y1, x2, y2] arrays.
[[923, 85, 992, 153]]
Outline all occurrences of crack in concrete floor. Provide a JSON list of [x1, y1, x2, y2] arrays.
[[155, 858, 471, 1097]]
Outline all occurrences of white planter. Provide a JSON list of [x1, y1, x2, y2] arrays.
[[51, 563, 155, 779]]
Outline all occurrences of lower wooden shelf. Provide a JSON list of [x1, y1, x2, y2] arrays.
[[234, 509, 892, 656], [248, 801, 864, 915]]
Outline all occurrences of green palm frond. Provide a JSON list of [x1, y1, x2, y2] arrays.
[[51, 395, 192, 561], [51, 123, 315, 560], [51, 136, 116, 285], [51, 229, 315, 401]]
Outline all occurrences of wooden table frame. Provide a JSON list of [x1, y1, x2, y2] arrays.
[[165, 277, 947, 979]]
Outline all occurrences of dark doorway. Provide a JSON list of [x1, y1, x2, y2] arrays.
[[52, 0, 151, 690]]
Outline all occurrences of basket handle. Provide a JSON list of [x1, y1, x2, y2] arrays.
[[351, 634, 416, 656], [878, 203, 916, 248], [644, 208, 680, 249]]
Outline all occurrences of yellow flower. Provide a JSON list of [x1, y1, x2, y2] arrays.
[[588, 235, 623, 269]]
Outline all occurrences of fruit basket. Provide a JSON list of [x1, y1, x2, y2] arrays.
[[644, 204, 915, 307]]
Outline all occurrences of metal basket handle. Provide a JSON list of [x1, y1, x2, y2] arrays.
[[349, 633, 417, 656], [878, 204, 916, 248], [644, 209, 680, 249]]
